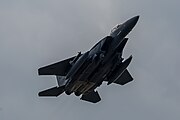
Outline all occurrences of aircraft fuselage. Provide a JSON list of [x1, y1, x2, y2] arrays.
[[38, 16, 139, 103], [64, 16, 139, 96]]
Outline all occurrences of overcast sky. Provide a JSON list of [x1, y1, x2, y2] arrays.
[[0, 0, 180, 120]]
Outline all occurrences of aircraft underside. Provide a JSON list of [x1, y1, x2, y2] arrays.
[[38, 16, 139, 103]]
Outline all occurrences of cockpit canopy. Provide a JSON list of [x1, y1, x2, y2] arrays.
[[110, 24, 121, 34]]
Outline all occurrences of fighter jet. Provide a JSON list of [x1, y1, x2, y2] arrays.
[[38, 16, 139, 103]]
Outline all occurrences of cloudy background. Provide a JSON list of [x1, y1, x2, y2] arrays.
[[0, 0, 180, 120]]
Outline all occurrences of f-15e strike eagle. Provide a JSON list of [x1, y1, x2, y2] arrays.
[[38, 16, 139, 103]]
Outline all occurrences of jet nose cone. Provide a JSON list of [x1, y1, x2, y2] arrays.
[[112, 15, 139, 38], [125, 15, 139, 30], [132, 16, 140, 21], [131, 15, 139, 24]]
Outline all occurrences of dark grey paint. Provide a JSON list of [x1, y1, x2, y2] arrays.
[[0, 0, 180, 119], [38, 16, 138, 103]]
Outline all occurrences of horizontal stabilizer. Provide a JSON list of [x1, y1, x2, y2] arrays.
[[38, 56, 75, 76], [81, 91, 101, 103], [114, 69, 133, 85], [38, 86, 65, 97]]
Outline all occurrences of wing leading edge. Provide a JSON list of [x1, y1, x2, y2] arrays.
[[113, 69, 133, 85], [38, 56, 75, 76], [105, 69, 133, 85]]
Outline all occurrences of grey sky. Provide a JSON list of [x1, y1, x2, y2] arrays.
[[0, 0, 180, 120]]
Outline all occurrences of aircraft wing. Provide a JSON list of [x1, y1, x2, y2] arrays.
[[105, 69, 133, 85], [114, 69, 133, 85], [38, 56, 75, 76]]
